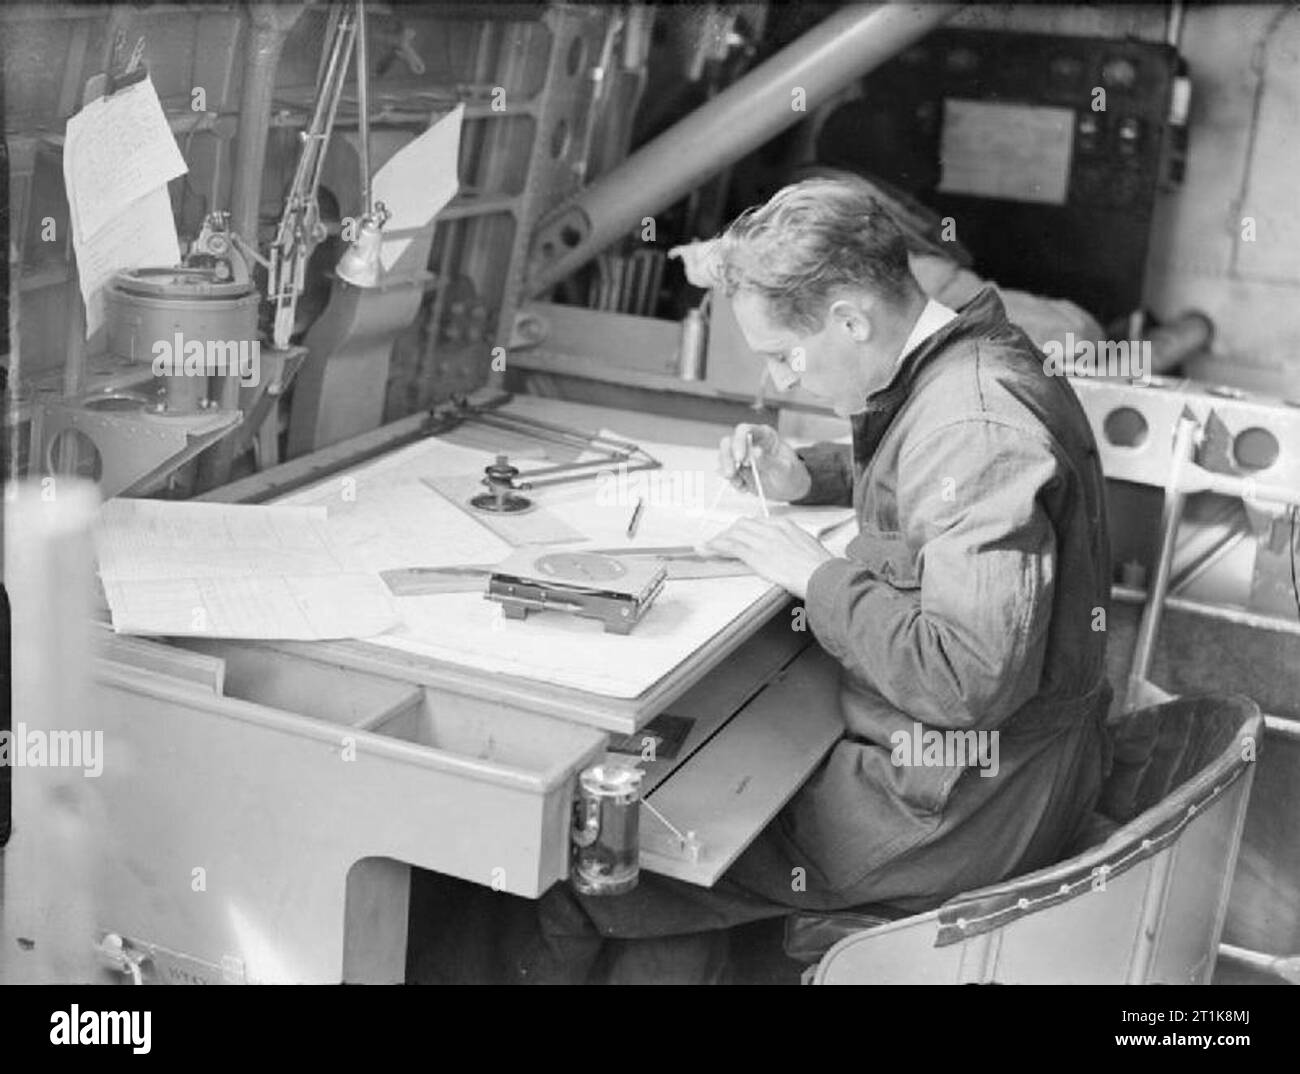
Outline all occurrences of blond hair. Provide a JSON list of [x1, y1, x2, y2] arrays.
[[714, 177, 913, 332]]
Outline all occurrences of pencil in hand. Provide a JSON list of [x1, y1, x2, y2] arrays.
[[746, 433, 770, 518]]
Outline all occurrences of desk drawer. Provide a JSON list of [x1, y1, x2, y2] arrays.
[[95, 636, 606, 933]]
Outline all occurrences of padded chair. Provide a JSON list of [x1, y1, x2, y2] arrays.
[[785, 694, 1263, 984]]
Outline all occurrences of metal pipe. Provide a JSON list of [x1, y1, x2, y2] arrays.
[[1113, 584, 1300, 644], [205, 2, 302, 489], [230, 3, 305, 244], [526, 2, 961, 295], [1125, 417, 1200, 711], [355, 0, 372, 214], [1217, 942, 1300, 984]]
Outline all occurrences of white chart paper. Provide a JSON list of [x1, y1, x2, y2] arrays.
[[95, 500, 398, 640], [279, 430, 853, 698]]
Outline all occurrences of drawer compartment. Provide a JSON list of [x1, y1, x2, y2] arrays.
[[170, 637, 423, 730], [90, 640, 607, 980]]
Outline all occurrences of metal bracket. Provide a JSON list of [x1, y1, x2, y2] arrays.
[[424, 394, 662, 493]]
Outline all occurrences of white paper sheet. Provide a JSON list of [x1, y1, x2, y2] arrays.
[[373, 104, 464, 271], [542, 430, 855, 549], [282, 439, 515, 573], [277, 428, 854, 698], [378, 574, 775, 697], [62, 75, 188, 241], [94, 500, 398, 640], [71, 184, 181, 340]]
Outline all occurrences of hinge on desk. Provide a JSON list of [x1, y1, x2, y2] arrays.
[[641, 798, 702, 863]]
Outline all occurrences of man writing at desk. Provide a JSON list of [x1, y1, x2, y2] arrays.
[[515, 176, 1113, 983]]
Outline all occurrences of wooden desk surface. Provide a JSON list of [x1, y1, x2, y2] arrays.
[[198, 394, 791, 734]]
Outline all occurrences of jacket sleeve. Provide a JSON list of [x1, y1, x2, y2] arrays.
[[804, 419, 1059, 730], [789, 442, 854, 507]]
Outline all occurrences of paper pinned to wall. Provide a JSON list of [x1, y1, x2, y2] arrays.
[[72, 184, 181, 340], [94, 499, 398, 640], [372, 104, 464, 271], [938, 99, 1074, 206], [62, 75, 188, 241]]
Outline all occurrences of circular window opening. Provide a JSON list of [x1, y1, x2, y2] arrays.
[[1103, 406, 1149, 448], [83, 393, 148, 412], [1233, 427, 1280, 472], [560, 224, 583, 248], [550, 120, 570, 159], [46, 429, 103, 481]]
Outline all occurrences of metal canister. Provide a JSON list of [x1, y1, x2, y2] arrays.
[[678, 307, 707, 381], [571, 763, 643, 896], [105, 266, 259, 412]]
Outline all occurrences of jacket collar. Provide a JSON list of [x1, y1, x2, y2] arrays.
[[860, 287, 1008, 414], [849, 287, 1011, 463]]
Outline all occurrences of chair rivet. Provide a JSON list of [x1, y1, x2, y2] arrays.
[[1017, 898, 1030, 910], [955, 918, 967, 929]]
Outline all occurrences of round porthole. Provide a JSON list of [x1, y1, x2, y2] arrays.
[[1233, 427, 1280, 471], [82, 392, 149, 412], [45, 429, 103, 481], [1103, 406, 1149, 448]]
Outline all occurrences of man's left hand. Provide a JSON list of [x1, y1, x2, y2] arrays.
[[701, 517, 835, 599]]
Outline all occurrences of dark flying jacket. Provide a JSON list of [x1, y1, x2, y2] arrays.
[[774, 287, 1113, 901]]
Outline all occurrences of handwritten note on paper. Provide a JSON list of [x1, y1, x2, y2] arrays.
[[94, 499, 398, 640], [73, 185, 181, 340], [62, 76, 188, 241], [372, 104, 464, 271]]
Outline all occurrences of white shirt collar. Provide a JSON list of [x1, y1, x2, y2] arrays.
[[896, 298, 958, 368]]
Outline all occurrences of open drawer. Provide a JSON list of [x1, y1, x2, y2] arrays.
[[95, 633, 606, 904]]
